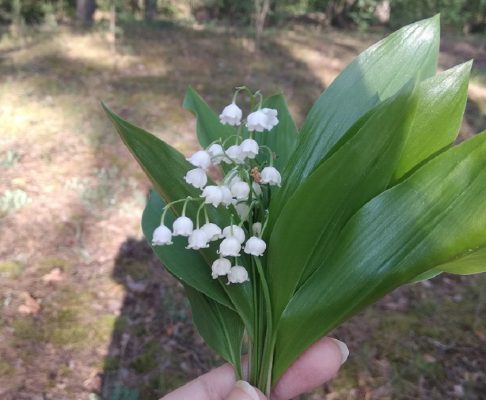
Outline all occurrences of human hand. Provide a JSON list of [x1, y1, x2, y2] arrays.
[[160, 337, 349, 400]]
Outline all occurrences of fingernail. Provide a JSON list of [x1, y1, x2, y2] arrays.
[[226, 380, 260, 400], [330, 338, 349, 365]]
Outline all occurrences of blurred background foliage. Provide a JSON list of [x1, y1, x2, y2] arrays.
[[0, 0, 485, 33]]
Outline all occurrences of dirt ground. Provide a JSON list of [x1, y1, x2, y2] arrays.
[[0, 20, 485, 400]]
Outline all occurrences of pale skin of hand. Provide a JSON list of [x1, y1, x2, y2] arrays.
[[160, 337, 346, 400]]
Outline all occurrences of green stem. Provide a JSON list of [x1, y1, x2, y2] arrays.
[[259, 145, 274, 166], [161, 197, 194, 224], [195, 202, 205, 229], [254, 256, 274, 396]]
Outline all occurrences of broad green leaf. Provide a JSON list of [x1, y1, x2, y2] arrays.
[[142, 191, 231, 308], [253, 94, 298, 171], [273, 131, 486, 382], [391, 61, 472, 182], [183, 86, 236, 148], [103, 104, 254, 329], [435, 245, 486, 275], [412, 244, 486, 281], [267, 84, 418, 322], [185, 285, 244, 374], [271, 16, 440, 221]]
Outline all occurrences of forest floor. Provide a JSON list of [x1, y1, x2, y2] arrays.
[[0, 19, 485, 400]]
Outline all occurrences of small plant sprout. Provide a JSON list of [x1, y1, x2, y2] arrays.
[[106, 17, 486, 396]]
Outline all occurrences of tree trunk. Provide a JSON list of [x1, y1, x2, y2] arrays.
[[76, 0, 96, 26], [144, 0, 156, 22], [254, 0, 271, 45]]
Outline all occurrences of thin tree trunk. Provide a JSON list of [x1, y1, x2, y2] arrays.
[[76, 0, 96, 26], [144, 0, 156, 22], [254, 0, 271, 46]]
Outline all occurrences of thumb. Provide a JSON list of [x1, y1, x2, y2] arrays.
[[225, 380, 266, 400]]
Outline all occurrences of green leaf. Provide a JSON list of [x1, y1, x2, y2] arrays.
[[253, 94, 298, 171], [267, 84, 418, 322], [412, 244, 486, 282], [103, 104, 254, 329], [271, 16, 440, 221], [185, 285, 244, 374], [391, 61, 472, 182], [102, 102, 201, 210], [183, 86, 236, 148], [273, 131, 486, 382], [142, 191, 231, 308]]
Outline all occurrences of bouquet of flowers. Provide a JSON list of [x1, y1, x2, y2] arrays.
[[104, 16, 486, 396]]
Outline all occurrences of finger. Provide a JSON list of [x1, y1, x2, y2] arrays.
[[161, 363, 236, 400], [225, 380, 266, 400], [271, 337, 349, 400]]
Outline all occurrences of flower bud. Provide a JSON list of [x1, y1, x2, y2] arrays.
[[184, 168, 207, 189], [207, 143, 226, 164], [222, 225, 245, 244], [240, 138, 259, 159], [186, 229, 210, 250], [252, 222, 262, 236], [211, 258, 231, 279], [201, 223, 222, 241], [187, 150, 212, 170], [235, 203, 250, 221], [219, 102, 242, 126], [260, 166, 281, 186], [244, 236, 267, 256], [225, 145, 245, 164], [218, 237, 241, 257], [227, 266, 249, 284], [152, 224, 172, 246], [202, 185, 224, 207], [173, 216, 193, 236], [252, 182, 262, 196], [231, 181, 250, 200]]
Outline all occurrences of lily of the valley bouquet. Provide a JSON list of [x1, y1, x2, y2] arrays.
[[104, 16, 486, 396]]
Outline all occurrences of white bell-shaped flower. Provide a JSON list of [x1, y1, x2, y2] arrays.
[[260, 166, 281, 186], [211, 258, 231, 279], [218, 237, 241, 257], [202, 185, 223, 207], [219, 102, 243, 126], [207, 143, 226, 164], [152, 224, 172, 246], [186, 228, 210, 250], [201, 223, 222, 241], [231, 181, 250, 200], [244, 236, 267, 256], [227, 174, 242, 186], [225, 145, 245, 164], [252, 222, 262, 236], [235, 203, 250, 221], [240, 138, 259, 159], [222, 225, 246, 244], [187, 150, 212, 170], [252, 182, 262, 196], [246, 108, 278, 132], [184, 168, 207, 189], [228, 266, 249, 284], [220, 185, 234, 207], [173, 216, 194, 236]]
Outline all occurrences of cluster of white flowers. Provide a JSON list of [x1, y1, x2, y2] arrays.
[[152, 88, 281, 284]]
